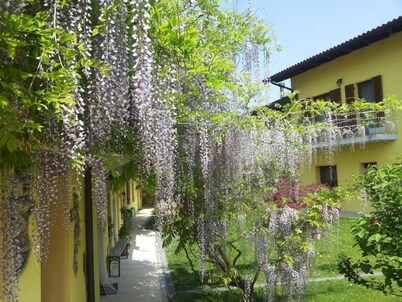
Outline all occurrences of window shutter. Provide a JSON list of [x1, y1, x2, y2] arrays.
[[345, 84, 355, 104], [372, 75, 383, 102], [329, 88, 341, 103]]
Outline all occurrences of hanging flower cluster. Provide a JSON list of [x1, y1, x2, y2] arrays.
[[33, 151, 70, 262], [0, 170, 34, 302], [159, 3, 349, 301], [1, 0, 178, 296], [175, 114, 344, 301]]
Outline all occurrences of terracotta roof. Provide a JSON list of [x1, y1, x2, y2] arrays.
[[269, 16, 402, 82]]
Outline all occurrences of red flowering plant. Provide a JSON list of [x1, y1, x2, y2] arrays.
[[271, 179, 329, 210], [270, 179, 345, 241]]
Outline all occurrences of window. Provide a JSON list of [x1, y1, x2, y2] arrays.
[[346, 75, 383, 103], [358, 75, 383, 102], [358, 80, 375, 103], [362, 162, 377, 171], [313, 88, 341, 103], [319, 165, 338, 187], [358, 76, 384, 127], [346, 76, 384, 127], [313, 93, 330, 101], [310, 89, 342, 123]]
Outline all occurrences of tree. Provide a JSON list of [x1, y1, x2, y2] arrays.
[[338, 162, 402, 298], [162, 101, 351, 301]]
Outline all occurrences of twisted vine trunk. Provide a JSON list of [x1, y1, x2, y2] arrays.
[[204, 242, 258, 302], [230, 276, 256, 302]]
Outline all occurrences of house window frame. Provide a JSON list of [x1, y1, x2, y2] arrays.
[[346, 75, 383, 104], [358, 79, 375, 103], [318, 165, 338, 187], [309, 88, 342, 124], [361, 162, 377, 172]]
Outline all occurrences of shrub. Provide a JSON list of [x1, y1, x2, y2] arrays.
[[118, 207, 135, 239], [338, 162, 402, 298]]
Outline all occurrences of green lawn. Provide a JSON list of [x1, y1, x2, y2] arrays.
[[165, 217, 402, 301], [304, 279, 401, 302], [172, 280, 401, 302], [310, 217, 361, 278]]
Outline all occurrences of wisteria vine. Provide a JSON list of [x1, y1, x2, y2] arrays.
[[0, 1, 391, 302]]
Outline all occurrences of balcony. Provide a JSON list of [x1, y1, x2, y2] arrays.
[[309, 110, 398, 148]]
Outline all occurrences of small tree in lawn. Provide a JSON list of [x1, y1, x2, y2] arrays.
[[338, 162, 402, 298], [163, 107, 349, 301]]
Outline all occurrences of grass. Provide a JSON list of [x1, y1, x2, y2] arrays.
[[310, 217, 361, 278], [171, 279, 401, 302], [303, 279, 401, 302], [164, 240, 204, 291], [165, 218, 359, 290], [165, 217, 402, 301]]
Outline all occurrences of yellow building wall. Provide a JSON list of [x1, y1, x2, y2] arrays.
[[126, 180, 142, 213], [17, 215, 41, 302], [137, 187, 142, 210], [109, 191, 123, 246], [68, 176, 88, 302], [0, 169, 102, 302], [110, 192, 119, 246], [117, 191, 122, 233], [41, 171, 91, 302], [41, 192, 71, 302], [106, 180, 140, 251], [293, 32, 402, 211], [292, 31, 402, 101], [1, 172, 135, 302], [0, 224, 42, 302], [0, 170, 41, 302], [302, 140, 400, 211], [92, 205, 101, 302]]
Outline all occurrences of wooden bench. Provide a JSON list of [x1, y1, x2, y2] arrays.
[[107, 238, 129, 277]]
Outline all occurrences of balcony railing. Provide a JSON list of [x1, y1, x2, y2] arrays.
[[305, 110, 398, 148]]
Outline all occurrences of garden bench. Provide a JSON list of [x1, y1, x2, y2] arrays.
[[107, 238, 129, 277]]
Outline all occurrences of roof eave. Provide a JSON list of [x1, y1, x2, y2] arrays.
[[269, 16, 402, 83]]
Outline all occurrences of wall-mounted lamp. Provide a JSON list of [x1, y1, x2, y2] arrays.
[[336, 78, 342, 87]]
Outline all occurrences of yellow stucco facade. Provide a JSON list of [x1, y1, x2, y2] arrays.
[[18, 215, 41, 302], [291, 31, 402, 211], [292, 32, 402, 101], [0, 168, 142, 302], [107, 180, 142, 251], [0, 170, 42, 302]]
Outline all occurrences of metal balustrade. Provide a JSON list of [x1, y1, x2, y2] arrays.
[[303, 110, 398, 147]]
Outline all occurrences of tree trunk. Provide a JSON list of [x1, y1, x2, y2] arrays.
[[232, 276, 256, 302]]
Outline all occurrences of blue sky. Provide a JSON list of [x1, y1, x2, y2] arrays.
[[225, 0, 402, 100]]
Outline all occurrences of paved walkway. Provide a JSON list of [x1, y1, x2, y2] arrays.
[[100, 208, 174, 302]]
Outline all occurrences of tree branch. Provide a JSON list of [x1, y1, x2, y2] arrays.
[[183, 245, 198, 275], [226, 239, 242, 267]]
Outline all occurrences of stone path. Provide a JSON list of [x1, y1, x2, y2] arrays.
[[100, 208, 174, 302]]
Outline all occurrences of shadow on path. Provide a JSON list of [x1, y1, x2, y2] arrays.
[[100, 208, 174, 302]]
